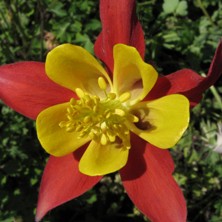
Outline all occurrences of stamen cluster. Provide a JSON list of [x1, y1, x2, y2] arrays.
[[59, 77, 139, 149]]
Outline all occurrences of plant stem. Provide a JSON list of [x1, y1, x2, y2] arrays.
[[196, 0, 216, 27], [201, 73, 222, 112]]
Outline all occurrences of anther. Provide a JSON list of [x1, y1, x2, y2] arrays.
[[83, 116, 91, 123], [75, 125, 83, 132], [115, 108, 125, 117], [100, 134, 108, 145], [59, 121, 67, 128], [101, 122, 107, 132], [128, 114, 139, 123], [119, 92, 131, 102], [79, 130, 88, 138], [98, 77, 107, 90], [67, 114, 74, 121], [66, 127, 74, 132], [67, 107, 73, 114], [113, 124, 118, 129], [89, 131, 96, 139], [105, 112, 111, 118], [66, 122, 73, 128], [75, 88, 85, 98], [126, 144, 131, 150], [107, 132, 116, 142]]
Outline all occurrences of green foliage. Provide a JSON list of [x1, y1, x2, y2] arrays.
[[139, 0, 222, 73], [163, 0, 188, 16], [0, 103, 47, 221], [0, 0, 100, 64], [0, 0, 222, 222]]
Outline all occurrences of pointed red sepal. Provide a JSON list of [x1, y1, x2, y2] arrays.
[[0, 62, 75, 119], [148, 40, 222, 107], [35, 148, 102, 222], [147, 69, 204, 106], [120, 135, 187, 222], [94, 0, 145, 73], [201, 39, 222, 89]]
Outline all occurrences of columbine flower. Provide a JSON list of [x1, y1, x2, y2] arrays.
[[0, 0, 222, 222], [36, 43, 189, 176]]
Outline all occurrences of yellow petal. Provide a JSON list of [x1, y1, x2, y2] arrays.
[[128, 94, 189, 149], [113, 44, 158, 105], [79, 140, 129, 176], [36, 103, 90, 156], [46, 44, 112, 96]]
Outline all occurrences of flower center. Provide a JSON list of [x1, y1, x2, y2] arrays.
[[59, 77, 139, 149]]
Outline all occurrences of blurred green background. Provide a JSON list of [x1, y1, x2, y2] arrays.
[[0, 0, 222, 221]]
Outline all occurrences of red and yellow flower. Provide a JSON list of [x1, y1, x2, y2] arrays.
[[0, 0, 222, 222], [36, 43, 189, 176]]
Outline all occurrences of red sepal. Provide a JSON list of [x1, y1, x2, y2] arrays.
[[0, 62, 75, 119], [36, 148, 102, 222], [94, 0, 145, 73], [201, 40, 222, 90], [120, 135, 186, 222], [147, 69, 204, 106], [148, 40, 222, 107]]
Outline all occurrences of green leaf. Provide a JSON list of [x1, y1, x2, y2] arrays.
[[176, 1, 188, 16], [163, 0, 179, 14], [48, 2, 66, 17]]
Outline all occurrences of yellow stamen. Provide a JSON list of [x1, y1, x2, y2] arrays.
[[83, 116, 91, 123], [128, 114, 139, 123], [98, 77, 107, 90], [119, 92, 131, 102], [101, 122, 107, 132], [115, 108, 125, 117], [59, 80, 137, 149], [75, 88, 85, 98], [100, 134, 108, 145], [107, 132, 116, 142]]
